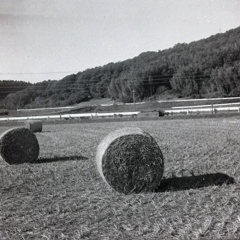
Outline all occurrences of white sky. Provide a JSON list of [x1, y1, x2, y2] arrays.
[[0, 0, 239, 83]]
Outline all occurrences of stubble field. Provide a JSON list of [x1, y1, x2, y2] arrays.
[[1, 117, 240, 239]]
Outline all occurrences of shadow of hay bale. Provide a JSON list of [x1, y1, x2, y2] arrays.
[[31, 155, 88, 164], [40, 131, 56, 133], [155, 173, 235, 192]]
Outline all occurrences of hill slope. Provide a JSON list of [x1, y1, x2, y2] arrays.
[[0, 80, 32, 108], [4, 26, 240, 110]]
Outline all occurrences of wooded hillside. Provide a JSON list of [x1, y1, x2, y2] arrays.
[[0, 80, 31, 108], [3, 26, 240, 110]]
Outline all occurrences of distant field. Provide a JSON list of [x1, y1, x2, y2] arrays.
[[6, 97, 240, 117], [61, 98, 240, 114], [1, 118, 240, 239]]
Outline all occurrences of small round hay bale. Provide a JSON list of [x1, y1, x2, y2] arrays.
[[0, 128, 39, 165], [96, 127, 164, 194], [25, 120, 42, 132]]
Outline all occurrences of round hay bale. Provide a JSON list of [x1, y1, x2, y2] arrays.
[[96, 127, 164, 194], [25, 120, 42, 133], [0, 128, 39, 165]]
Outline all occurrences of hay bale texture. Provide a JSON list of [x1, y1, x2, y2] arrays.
[[25, 120, 42, 132], [96, 127, 164, 194], [0, 128, 39, 164]]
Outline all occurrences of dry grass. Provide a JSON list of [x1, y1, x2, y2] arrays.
[[0, 117, 240, 239]]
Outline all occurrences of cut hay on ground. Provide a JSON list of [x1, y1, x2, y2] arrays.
[[0, 127, 39, 165], [25, 120, 42, 132], [96, 127, 164, 194]]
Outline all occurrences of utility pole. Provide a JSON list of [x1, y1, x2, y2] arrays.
[[133, 89, 135, 111]]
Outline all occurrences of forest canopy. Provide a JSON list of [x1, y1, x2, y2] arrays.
[[0, 80, 31, 109], [3, 26, 240, 110]]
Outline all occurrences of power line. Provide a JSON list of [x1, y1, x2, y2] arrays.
[[0, 73, 214, 87], [0, 73, 209, 81], [1, 73, 238, 93], [0, 75, 212, 83], [0, 71, 80, 75], [0, 79, 231, 91], [0, 76, 223, 91], [0, 71, 213, 77], [0, 80, 225, 93]]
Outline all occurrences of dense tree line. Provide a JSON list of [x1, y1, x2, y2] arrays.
[[0, 80, 32, 108], [3, 26, 240, 110], [0, 80, 31, 99]]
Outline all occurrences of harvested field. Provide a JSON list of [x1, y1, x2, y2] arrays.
[[0, 117, 240, 239]]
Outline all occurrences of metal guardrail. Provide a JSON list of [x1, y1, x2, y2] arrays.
[[16, 106, 75, 112], [165, 106, 240, 114], [172, 102, 240, 109], [0, 107, 239, 122], [0, 112, 140, 121], [159, 96, 240, 103]]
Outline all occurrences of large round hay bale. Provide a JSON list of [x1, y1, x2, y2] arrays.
[[96, 127, 164, 194], [0, 128, 39, 165], [25, 120, 42, 132]]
